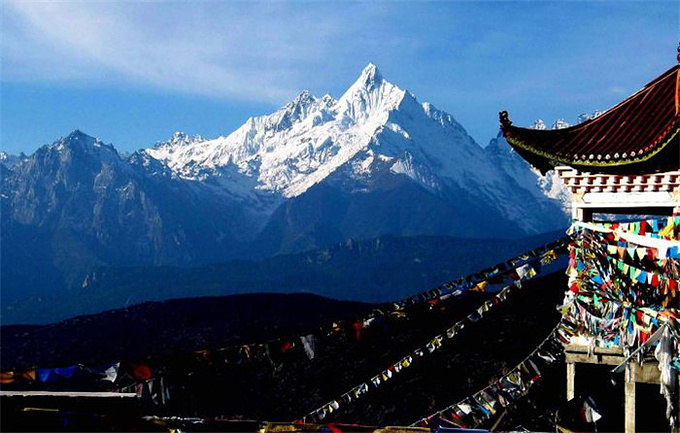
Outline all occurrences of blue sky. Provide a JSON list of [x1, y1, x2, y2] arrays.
[[2, 1, 678, 155]]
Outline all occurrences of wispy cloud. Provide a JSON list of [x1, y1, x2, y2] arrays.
[[2, 0, 677, 152], [3, 2, 379, 103]]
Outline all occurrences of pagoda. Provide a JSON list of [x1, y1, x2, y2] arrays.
[[500, 56, 680, 433]]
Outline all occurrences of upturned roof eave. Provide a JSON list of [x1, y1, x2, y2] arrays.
[[498, 64, 680, 174]]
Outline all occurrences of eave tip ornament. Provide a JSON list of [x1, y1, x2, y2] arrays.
[[499, 110, 512, 130]]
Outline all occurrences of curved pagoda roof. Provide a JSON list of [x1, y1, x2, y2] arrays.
[[499, 64, 680, 174]]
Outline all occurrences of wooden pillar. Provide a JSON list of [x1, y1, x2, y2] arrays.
[[566, 362, 575, 401], [625, 364, 635, 433]]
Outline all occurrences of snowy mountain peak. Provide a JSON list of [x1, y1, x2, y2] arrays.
[[270, 90, 326, 131], [357, 62, 382, 88], [531, 119, 547, 130], [282, 90, 317, 115], [56, 130, 112, 153], [576, 110, 603, 124], [145, 133, 206, 173], [68, 129, 88, 138], [321, 94, 334, 105], [166, 131, 204, 147], [421, 102, 459, 129], [341, 63, 393, 101], [551, 119, 570, 130], [577, 113, 592, 124], [64, 129, 95, 144], [336, 63, 405, 126], [290, 89, 315, 106], [151, 132, 205, 157], [38, 130, 123, 170]]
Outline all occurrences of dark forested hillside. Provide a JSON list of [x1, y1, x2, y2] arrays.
[[2, 271, 567, 429], [2, 231, 563, 324]]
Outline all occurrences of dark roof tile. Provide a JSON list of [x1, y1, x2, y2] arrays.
[[499, 65, 680, 174]]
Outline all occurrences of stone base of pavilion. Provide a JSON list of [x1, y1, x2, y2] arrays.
[[565, 344, 679, 433]]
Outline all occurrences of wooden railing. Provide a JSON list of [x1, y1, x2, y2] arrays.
[[556, 167, 680, 195]]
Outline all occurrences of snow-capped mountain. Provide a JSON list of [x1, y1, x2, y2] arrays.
[[146, 64, 487, 198], [1, 130, 264, 302], [145, 63, 567, 236], [1, 63, 569, 307], [551, 119, 570, 130], [146, 64, 414, 198]]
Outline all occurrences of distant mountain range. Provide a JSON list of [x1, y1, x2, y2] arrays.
[[2, 231, 563, 324], [1, 64, 570, 322]]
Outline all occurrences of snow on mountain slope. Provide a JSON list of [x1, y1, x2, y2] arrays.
[[145, 63, 568, 234], [149, 65, 485, 195], [485, 132, 571, 215], [146, 64, 410, 198], [145, 64, 494, 197]]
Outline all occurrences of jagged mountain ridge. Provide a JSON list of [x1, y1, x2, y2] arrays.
[[145, 63, 567, 236], [0, 151, 27, 169], [1, 131, 262, 301], [146, 64, 413, 198], [1, 63, 568, 307], [147, 64, 475, 197]]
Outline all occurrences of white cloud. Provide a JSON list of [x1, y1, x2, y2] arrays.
[[2, 0, 675, 126], [609, 86, 629, 96], [2, 2, 379, 103]]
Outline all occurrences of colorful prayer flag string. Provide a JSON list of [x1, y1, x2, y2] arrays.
[[411, 325, 563, 429], [297, 260, 550, 424]]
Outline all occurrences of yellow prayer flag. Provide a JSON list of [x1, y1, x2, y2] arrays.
[[471, 281, 488, 292], [1, 371, 16, 384]]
